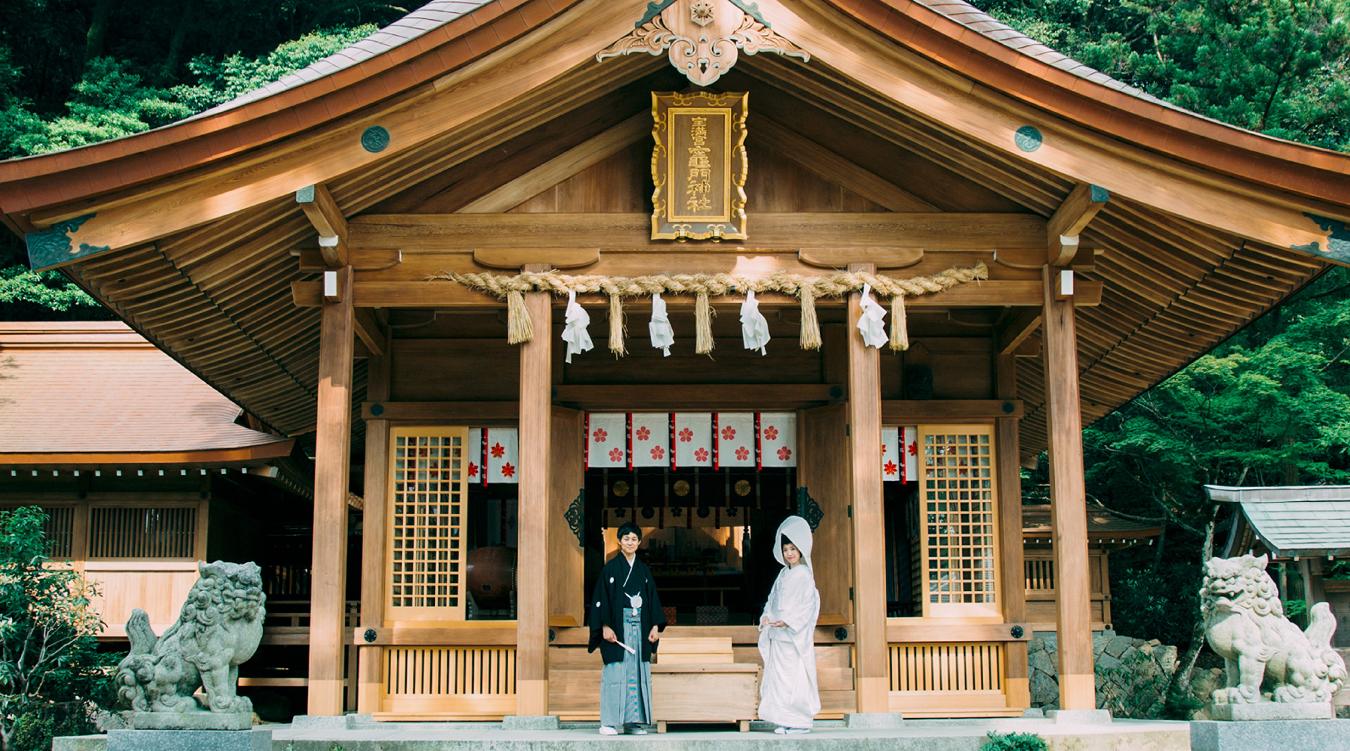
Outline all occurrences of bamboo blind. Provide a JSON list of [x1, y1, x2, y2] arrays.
[[88, 506, 196, 559], [386, 427, 470, 621], [887, 642, 1005, 693], [918, 425, 999, 617], [1024, 558, 1055, 593], [382, 646, 517, 698]]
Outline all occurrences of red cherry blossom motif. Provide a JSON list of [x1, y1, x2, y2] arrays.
[[608, 448, 623, 462], [468, 462, 479, 477], [777, 446, 792, 461], [490, 442, 505, 458], [907, 442, 918, 456], [721, 426, 736, 441], [500, 462, 515, 478], [735, 446, 749, 461], [593, 428, 608, 443], [650, 446, 665, 460], [679, 428, 694, 443], [635, 426, 651, 441], [764, 426, 779, 441], [694, 448, 709, 462], [884, 460, 898, 476]]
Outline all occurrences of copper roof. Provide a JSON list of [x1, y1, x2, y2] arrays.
[[1207, 485, 1350, 558], [0, 323, 292, 462]]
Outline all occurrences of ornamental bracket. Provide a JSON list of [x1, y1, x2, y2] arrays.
[[597, 0, 809, 87]]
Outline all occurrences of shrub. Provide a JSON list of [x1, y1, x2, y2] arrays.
[[0, 507, 111, 751], [981, 731, 1048, 751]]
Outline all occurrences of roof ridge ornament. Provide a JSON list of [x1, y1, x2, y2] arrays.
[[598, 0, 808, 87]]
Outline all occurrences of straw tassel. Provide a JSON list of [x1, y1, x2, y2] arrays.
[[799, 285, 821, 351], [890, 294, 909, 351], [608, 293, 626, 357], [506, 289, 533, 344], [695, 291, 715, 355]]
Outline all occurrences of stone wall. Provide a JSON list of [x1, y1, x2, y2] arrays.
[[1030, 631, 1179, 717]]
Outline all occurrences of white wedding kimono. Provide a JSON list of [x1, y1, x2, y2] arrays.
[[757, 516, 821, 729]]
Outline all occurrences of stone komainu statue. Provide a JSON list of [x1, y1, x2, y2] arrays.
[[1202, 554, 1347, 704], [115, 561, 266, 716]]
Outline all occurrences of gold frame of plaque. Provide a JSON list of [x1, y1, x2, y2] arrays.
[[650, 91, 748, 241]]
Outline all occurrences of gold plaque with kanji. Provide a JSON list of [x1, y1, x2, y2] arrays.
[[651, 91, 747, 241]]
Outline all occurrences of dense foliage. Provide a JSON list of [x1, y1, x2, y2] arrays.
[[0, 507, 111, 751], [979, 0, 1350, 151]]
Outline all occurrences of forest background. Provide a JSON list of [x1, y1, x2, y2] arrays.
[[0, 0, 1349, 714]]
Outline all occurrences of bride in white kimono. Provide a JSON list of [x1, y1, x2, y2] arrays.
[[757, 515, 821, 733]]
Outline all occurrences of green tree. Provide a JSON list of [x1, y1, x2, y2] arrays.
[[0, 507, 111, 751]]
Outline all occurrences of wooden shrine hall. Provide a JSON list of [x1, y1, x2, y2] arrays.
[[1, 0, 1348, 724]]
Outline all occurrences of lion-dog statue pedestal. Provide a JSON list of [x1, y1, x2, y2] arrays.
[[1190, 554, 1350, 751], [108, 561, 271, 751]]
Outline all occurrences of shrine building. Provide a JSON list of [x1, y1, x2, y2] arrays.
[[1, 0, 1347, 723]]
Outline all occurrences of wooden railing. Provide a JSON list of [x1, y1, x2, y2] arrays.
[[1024, 558, 1055, 592], [886, 641, 1011, 716], [379, 646, 517, 718]]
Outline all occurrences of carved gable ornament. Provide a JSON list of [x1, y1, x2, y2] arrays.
[[598, 0, 809, 87]]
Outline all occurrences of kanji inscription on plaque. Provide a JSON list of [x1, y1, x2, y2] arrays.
[[651, 91, 747, 241]]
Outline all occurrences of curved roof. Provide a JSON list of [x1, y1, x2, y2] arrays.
[[0, 0, 1346, 216], [193, 1, 495, 119], [0, 0, 1345, 456]]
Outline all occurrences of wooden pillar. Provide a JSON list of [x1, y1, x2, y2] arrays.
[[847, 263, 888, 713], [357, 330, 392, 713], [516, 274, 552, 715], [1041, 266, 1095, 711], [308, 266, 355, 716], [996, 353, 1030, 708]]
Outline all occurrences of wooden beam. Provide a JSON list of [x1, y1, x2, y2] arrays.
[[291, 278, 1104, 310], [350, 213, 1049, 250], [353, 308, 386, 358], [516, 266, 551, 716], [846, 262, 888, 714], [362, 401, 520, 422], [996, 354, 1030, 710], [1040, 266, 1096, 711], [473, 248, 600, 270], [880, 399, 1022, 422], [356, 330, 391, 714], [459, 113, 648, 213], [799, 248, 923, 269], [555, 384, 841, 410], [996, 309, 1041, 355], [1047, 184, 1109, 266], [308, 265, 354, 716], [297, 184, 349, 267], [756, 117, 937, 211]]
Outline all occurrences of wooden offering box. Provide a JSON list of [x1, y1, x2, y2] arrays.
[[652, 637, 760, 732]]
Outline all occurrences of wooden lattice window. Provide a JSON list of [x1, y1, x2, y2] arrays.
[[918, 425, 999, 617], [43, 506, 75, 559], [88, 506, 197, 559], [386, 427, 470, 621]]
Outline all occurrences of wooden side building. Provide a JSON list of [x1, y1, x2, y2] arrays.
[[1, 0, 1347, 722]]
